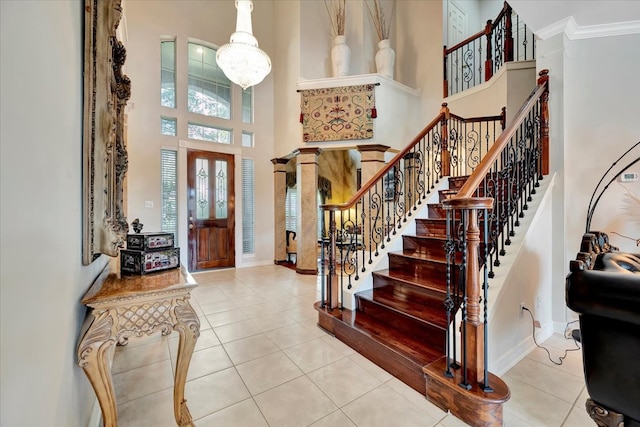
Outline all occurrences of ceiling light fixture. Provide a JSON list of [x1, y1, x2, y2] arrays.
[[216, 0, 271, 90]]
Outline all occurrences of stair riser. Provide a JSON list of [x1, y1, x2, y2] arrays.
[[327, 315, 427, 394], [448, 176, 468, 191], [388, 253, 448, 289], [415, 219, 447, 237], [428, 205, 462, 219], [356, 297, 447, 350], [372, 273, 446, 301], [403, 235, 458, 263]]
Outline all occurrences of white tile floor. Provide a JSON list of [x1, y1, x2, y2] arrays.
[[112, 265, 589, 427]]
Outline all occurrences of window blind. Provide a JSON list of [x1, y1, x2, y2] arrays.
[[160, 149, 178, 237], [242, 159, 255, 254]]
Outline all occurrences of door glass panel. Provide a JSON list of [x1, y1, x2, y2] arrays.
[[195, 158, 210, 219], [215, 160, 228, 219]]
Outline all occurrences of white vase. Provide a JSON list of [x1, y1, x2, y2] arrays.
[[331, 35, 351, 77], [375, 39, 395, 79]]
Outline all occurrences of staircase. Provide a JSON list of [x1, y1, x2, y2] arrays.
[[316, 176, 469, 394], [315, 68, 549, 427]]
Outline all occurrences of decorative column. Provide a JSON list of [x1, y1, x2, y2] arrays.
[[271, 158, 289, 264], [357, 144, 389, 183], [357, 145, 389, 252], [294, 147, 322, 275]]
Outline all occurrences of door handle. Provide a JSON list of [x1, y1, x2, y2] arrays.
[[189, 224, 194, 230]]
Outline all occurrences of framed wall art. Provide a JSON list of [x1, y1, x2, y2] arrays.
[[82, 0, 131, 265]]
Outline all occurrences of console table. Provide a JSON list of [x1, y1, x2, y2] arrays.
[[77, 265, 200, 427]]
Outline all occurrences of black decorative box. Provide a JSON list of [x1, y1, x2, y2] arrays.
[[120, 247, 180, 275], [126, 232, 174, 251]]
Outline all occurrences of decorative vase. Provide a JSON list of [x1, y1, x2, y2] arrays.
[[375, 39, 395, 79], [331, 35, 351, 77]]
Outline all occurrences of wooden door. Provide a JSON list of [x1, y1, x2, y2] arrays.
[[187, 149, 235, 271]]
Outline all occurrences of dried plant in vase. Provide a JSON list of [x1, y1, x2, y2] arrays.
[[324, 0, 346, 37], [325, 0, 350, 77], [365, 0, 390, 42], [366, 0, 395, 78]]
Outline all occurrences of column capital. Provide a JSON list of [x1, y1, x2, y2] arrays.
[[357, 144, 390, 153], [271, 158, 289, 165], [293, 147, 323, 157]]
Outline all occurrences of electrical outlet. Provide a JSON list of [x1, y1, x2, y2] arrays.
[[520, 303, 525, 317]]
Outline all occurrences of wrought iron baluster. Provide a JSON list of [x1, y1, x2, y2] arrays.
[[444, 209, 454, 378], [482, 207, 493, 391]]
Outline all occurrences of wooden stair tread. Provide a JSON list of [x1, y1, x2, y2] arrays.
[[357, 288, 447, 328]]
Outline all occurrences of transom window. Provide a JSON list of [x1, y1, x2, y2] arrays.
[[187, 122, 232, 144]]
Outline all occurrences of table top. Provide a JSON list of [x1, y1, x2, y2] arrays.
[[82, 263, 196, 306]]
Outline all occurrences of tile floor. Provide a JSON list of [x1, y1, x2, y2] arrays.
[[112, 264, 589, 427]]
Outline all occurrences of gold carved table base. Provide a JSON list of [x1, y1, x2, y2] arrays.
[[77, 268, 199, 427]]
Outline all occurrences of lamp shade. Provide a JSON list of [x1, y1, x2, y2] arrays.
[[216, 0, 271, 90]]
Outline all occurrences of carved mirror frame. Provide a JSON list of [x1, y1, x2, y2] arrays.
[[82, 0, 130, 265]]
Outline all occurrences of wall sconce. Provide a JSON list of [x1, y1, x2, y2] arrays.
[[216, 0, 271, 90]]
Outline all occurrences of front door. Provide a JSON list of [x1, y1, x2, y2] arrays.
[[187, 149, 235, 271]]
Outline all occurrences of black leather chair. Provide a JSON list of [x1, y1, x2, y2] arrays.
[[566, 232, 640, 427]]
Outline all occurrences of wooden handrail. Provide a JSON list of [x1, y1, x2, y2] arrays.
[[320, 107, 448, 212], [449, 111, 504, 124], [444, 1, 510, 56], [444, 29, 486, 55], [452, 69, 549, 199], [492, 1, 511, 30]]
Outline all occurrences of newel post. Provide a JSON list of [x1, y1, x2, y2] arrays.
[[444, 197, 494, 386], [538, 69, 550, 175], [440, 103, 451, 177], [504, 2, 514, 62], [484, 20, 494, 82]]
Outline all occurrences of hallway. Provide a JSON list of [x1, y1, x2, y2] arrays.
[[111, 264, 589, 426]]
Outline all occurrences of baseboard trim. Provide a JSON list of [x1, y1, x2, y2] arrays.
[[492, 321, 554, 376]]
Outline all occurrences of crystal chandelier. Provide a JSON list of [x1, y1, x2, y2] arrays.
[[216, 0, 271, 90]]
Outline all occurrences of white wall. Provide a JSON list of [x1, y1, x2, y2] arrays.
[[396, 0, 444, 118], [488, 177, 555, 374], [537, 32, 640, 325], [124, 0, 276, 268], [444, 60, 536, 124], [563, 33, 640, 254], [0, 1, 109, 426]]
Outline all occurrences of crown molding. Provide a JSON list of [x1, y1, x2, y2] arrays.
[[537, 16, 640, 40]]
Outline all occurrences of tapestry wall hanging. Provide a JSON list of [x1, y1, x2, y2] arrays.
[[300, 84, 376, 142]]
